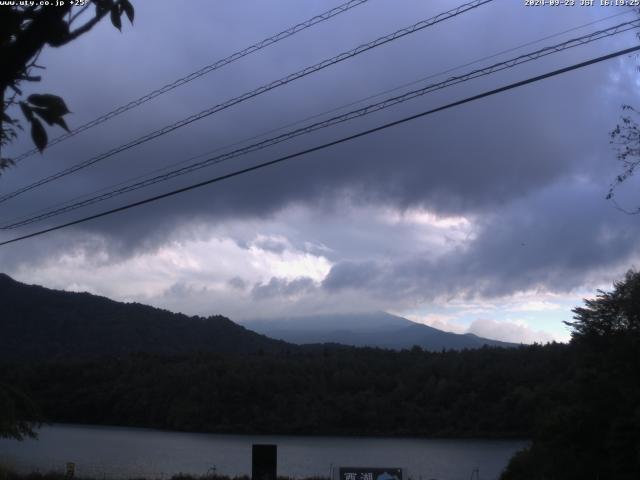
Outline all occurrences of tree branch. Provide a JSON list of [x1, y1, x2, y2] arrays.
[[56, 11, 108, 46]]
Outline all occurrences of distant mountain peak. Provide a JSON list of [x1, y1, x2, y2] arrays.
[[243, 312, 517, 351], [245, 311, 414, 333]]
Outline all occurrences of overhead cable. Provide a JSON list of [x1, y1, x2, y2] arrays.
[[3, 19, 638, 230], [0, 0, 494, 204], [20, 7, 625, 225], [10, 0, 373, 163], [1, 44, 638, 247]]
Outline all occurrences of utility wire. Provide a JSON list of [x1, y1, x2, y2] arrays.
[[8, 8, 626, 227], [2, 5, 632, 230], [2, 8, 631, 205], [1, 44, 638, 247], [5, 8, 631, 229], [3, 20, 638, 230], [11, 0, 372, 163], [0, 0, 494, 205]]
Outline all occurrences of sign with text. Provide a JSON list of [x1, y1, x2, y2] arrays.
[[339, 467, 402, 480]]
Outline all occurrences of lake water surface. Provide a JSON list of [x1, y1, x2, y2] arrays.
[[0, 425, 526, 480]]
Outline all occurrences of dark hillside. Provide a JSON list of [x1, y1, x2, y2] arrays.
[[0, 273, 291, 359]]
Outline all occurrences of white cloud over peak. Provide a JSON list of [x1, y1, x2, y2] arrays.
[[467, 318, 556, 345]]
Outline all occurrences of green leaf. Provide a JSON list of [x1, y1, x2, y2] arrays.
[[19, 102, 34, 122], [52, 116, 70, 133], [27, 94, 70, 117], [121, 0, 134, 24], [31, 107, 57, 126], [110, 5, 122, 31], [30, 107, 69, 132], [30, 118, 48, 153]]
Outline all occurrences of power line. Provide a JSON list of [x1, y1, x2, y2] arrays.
[[10, 0, 373, 163], [1, 44, 638, 247], [5, 19, 637, 228], [8, 8, 625, 228], [7, 8, 631, 230], [4, 19, 638, 230], [0, 0, 494, 205], [311, 9, 634, 123]]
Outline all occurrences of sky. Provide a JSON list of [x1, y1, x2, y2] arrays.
[[2, 0, 640, 343]]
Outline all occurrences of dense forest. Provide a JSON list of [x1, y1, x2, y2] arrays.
[[2, 343, 570, 438]]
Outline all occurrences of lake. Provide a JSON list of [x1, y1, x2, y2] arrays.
[[0, 425, 527, 480]]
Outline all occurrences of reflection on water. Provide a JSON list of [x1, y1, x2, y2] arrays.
[[0, 424, 526, 480]]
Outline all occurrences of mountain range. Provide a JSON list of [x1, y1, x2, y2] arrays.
[[0, 273, 514, 359], [242, 312, 516, 350]]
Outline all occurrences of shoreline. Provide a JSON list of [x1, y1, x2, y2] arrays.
[[2, 469, 328, 480], [20, 422, 530, 443]]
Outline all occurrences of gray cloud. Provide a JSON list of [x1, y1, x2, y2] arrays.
[[251, 276, 316, 300], [322, 260, 382, 291], [252, 237, 289, 254], [3, 2, 632, 233], [228, 276, 248, 291], [467, 318, 555, 344], [321, 180, 640, 302]]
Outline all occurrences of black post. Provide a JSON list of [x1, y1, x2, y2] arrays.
[[252, 444, 277, 480]]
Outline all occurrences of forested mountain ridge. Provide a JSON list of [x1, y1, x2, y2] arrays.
[[0, 273, 291, 359]]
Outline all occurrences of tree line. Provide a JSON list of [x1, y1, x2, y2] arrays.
[[3, 343, 569, 438]]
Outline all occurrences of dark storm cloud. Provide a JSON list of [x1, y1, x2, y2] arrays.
[[322, 180, 640, 301], [1, 0, 639, 305], [3, 1, 627, 225]]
